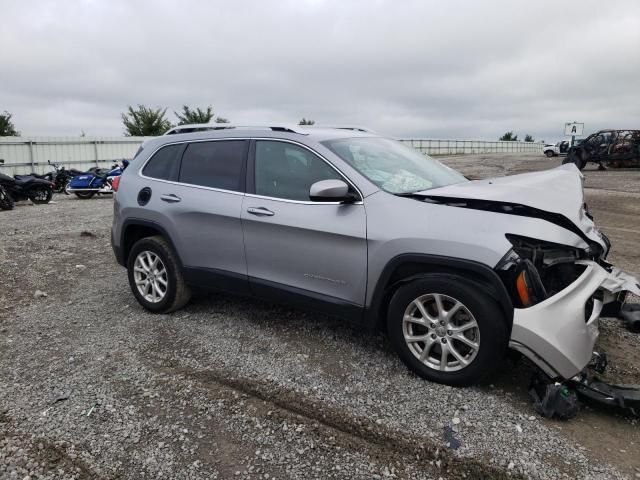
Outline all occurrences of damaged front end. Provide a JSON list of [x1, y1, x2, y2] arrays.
[[495, 233, 639, 380], [419, 164, 640, 415], [496, 235, 640, 417]]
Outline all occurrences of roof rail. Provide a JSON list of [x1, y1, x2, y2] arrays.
[[307, 125, 377, 134], [164, 124, 307, 135]]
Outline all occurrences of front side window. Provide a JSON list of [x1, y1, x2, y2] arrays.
[[254, 141, 342, 201], [322, 137, 466, 194], [179, 140, 247, 191], [142, 144, 182, 180]]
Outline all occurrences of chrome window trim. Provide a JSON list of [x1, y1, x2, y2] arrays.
[[137, 136, 364, 203], [138, 138, 249, 196], [244, 192, 363, 206], [252, 138, 364, 203]]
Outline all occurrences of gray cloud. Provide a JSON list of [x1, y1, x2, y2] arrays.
[[1, 0, 639, 141]]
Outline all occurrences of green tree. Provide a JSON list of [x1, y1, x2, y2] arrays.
[[122, 105, 173, 136], [499, 131, 518, 141], [299, 118, 315, 125], [0, 111, 20, 136], [175, 105, 214, 125], [214, 116, 230, 123], [524, 134, 535, 142]]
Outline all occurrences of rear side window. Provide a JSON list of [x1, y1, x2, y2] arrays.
[[179, 140, 247, 191], [142, 144, 182, 180]]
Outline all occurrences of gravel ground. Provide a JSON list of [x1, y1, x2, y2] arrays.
[[1, 153, 639, 479]]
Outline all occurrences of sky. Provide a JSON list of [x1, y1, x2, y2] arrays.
[[1, 0, 639, 141]]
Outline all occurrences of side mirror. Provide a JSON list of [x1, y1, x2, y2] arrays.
[[309, 179, 355, 202]]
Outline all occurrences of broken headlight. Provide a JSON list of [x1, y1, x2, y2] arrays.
[[496, 235, 589, 307]]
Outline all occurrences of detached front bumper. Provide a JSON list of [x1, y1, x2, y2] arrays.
[[509, 261, 640, 380]]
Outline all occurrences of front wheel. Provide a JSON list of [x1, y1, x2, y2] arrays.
[[0, 187, 14, 210], [75, 191, 96, 199], [29, 186, 53, 204], [563, 151, 586, 170], [127, 236, 191, 313], [387, 276, 508, 386]]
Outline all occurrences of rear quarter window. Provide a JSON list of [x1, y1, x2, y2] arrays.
[[142, 144, 182, 180], [179, 140, 247, 192]]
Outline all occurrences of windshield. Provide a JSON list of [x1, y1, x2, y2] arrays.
[[322, 137, 467, 194]]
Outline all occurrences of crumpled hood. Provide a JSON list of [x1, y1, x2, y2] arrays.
[[419, 164, 606, 249]]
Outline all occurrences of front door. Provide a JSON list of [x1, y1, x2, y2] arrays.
[[241, 140, 367, 310]]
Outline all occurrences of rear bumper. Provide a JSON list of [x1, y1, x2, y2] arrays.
[[112, 243, 125, 267], [111, 226, 125, 267], [509, 261, 640, 380]]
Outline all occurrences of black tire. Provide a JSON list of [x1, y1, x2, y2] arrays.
[[127, 235, 191, 313], [387, 275, 509, 387], [0, 187, 14, 210], [563, 151, 586, 170], [75, 191, 96, 199], [29, 186, 53, 204], [544, 150, 555, 158]]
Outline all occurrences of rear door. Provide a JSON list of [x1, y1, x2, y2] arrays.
[[241, 140, 367, 311], [144, 139, 250, 293]]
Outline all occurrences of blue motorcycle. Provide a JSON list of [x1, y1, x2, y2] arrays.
[[66, 160, 129, 199]]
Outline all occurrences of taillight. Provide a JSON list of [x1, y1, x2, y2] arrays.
[[112, 176, 121, 191]]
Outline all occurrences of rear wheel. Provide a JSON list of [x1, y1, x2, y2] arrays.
[[75, 191, 96, 199], [387, 276, 508, 386], [0, 187, 14, 210], [127, 236, 191, 313], [29, 186, 53, 204], [544, 150, 555, 158]]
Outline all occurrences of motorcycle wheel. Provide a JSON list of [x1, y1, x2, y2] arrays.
[[0, 187, 14, 211], [63, 179, 71, 195], [75, 191, 96, 199], [30, 186, 53, 204]]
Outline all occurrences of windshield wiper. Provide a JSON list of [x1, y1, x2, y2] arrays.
[[393, 191, 427, 198]]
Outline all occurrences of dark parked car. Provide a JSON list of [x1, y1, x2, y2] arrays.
[[564, 129, 640, 170]]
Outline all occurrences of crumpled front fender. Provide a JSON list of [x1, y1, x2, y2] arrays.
[[509, 261, 640, 380]]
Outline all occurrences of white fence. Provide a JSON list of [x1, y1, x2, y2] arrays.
[[399, 139, 545, 155], [0, 136, 544, 176], [0, 137, 146, 176]]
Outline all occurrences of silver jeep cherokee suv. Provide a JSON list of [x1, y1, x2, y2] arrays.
[[112, 125, 640, 386]]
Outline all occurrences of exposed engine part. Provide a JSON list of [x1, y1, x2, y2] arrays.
[[600, 291, 628, 317], [496, 235, 592, 307], [529, 375, 579, 420], [569, 373, 640, 417], [530, 355, 640, 418], [588, 352, 608, 374]]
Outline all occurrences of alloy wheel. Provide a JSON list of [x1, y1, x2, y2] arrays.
[[402, 293, 480, 372], [133, 251, 168, 303]]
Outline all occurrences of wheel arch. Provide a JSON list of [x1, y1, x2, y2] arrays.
[[119, 219, 183, 268], [366, 254, 514, 331]]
